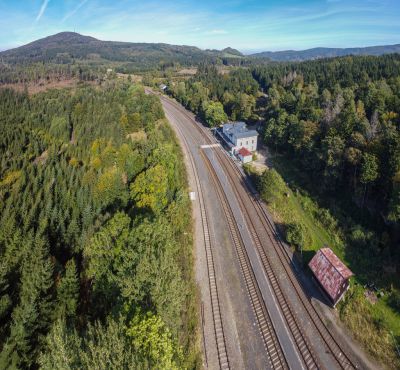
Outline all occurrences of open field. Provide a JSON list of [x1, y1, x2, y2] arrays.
[[0, 78, 97, 94], [177, 68, 198, 75]]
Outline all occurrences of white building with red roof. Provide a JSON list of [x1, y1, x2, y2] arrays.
[[308, 247, 353, 306], [216, 122, 258, 163], [237, 147, 253, 163]]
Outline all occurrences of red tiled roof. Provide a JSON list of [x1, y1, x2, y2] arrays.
[[309, 248, 353, 302], [238, 147, 252, 157]]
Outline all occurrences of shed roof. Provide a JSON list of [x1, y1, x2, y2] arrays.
[[238, 147, 252, 157], [309, 248, 353, 302]]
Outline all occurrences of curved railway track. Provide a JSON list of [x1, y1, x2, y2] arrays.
[[164, 95, 286, 369], [159, 94, 361, 370], [167, 108, 230, 370]]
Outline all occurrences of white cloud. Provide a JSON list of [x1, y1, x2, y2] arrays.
[[35, 0, 50, 22]]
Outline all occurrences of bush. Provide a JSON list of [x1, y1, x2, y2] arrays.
[[349, 225, 377, 251], [316, 208, 337, 232], [243, 163, 259, 178], [339, 285, 400, 368], [285, 222, 311, 250], [257, 169, 285, 203]]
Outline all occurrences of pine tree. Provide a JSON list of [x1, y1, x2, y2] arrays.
[[0, 236, 54, 367], [55, 259, 79, 320], [38, 319, 81, 370], [0, 262, 11, 322]]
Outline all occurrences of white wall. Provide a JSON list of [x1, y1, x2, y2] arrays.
[[239, 154, 253, 163], [234, 135, 257, 152]]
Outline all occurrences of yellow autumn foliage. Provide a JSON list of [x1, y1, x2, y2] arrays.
[[69, 157, 79, 167], [0, 170, 22, 187]]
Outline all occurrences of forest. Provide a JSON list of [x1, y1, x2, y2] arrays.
[[0, 82, 198, 369], [168, 64, 260, 126], [1, 34, 400, 367], [251, 54, 400, 262]]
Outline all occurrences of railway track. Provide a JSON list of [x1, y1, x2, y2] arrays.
[[201, 150, 289, 370], [215, 151, 323, 370], [167, 108, 230, 370], [159, 93, 360, 369], [164, 95, 284, 369]]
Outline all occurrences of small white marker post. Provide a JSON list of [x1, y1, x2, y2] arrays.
[[189, 192, 196, 201]]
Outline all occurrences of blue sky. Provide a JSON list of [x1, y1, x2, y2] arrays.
[[0, 0, 399, 53]]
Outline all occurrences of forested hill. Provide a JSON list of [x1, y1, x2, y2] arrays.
[[2, 32, 399, 73], [250, 43, 400, 61], [0, 32, 245, 67]]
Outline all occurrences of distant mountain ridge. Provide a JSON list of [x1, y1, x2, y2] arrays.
[[1, 32, 399, 66], [250, 44, 400, 61], [0, 32, 244, 66]]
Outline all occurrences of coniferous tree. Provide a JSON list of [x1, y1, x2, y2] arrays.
[[55, 259, 79, 320]]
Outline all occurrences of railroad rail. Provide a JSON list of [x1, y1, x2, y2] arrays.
[[233, 162, 358, 369], [215, 150, 322, 370], [218, 146, 359, 370], [159, 93, 360, 370], [201, 149, 289, 370], [167, 107, 230, 370]]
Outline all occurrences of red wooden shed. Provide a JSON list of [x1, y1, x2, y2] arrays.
[[308, 247, 353, 306]]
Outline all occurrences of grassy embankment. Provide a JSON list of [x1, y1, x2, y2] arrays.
[[245, 153, 400, 369], [164, 117, 202, 369]]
